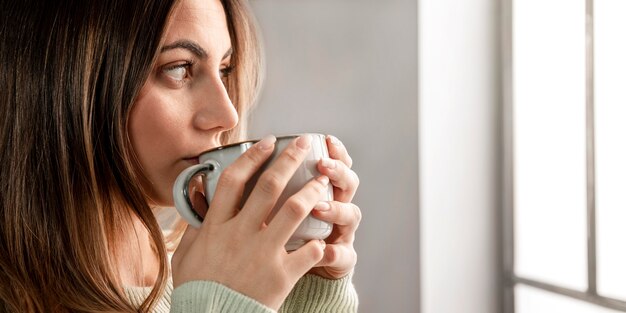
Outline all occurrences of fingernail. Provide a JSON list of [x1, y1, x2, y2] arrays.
[[321, 158, 336, 169], [316, 175, 330, 186], [319, 239, 326, 248], [315, 201, 331, 211], [256, 135, 276, 150], [328, 135, 341, 146], [296, 134, 312, 149]]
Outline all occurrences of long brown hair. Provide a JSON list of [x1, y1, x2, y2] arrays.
[[0, 0, 263, 312]]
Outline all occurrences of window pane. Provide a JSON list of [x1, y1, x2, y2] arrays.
[[516, 285, 622, 313], [595, 0, 626, 301], [513, 0, 587, 290]]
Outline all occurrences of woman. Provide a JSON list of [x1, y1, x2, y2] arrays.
[[0, 0, 361, 312]]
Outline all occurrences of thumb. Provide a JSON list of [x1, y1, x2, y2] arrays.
[[285, 240, 326, 277]]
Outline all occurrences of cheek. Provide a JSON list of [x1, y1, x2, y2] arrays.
[[129, 93, 187, 194]]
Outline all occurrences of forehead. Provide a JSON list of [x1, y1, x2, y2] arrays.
[[164, 0, 231, 55]]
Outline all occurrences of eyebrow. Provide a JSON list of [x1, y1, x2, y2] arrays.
[[160, 40, 233, 60]]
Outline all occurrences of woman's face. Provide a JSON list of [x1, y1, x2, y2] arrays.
[[129, 0, 237, 206]]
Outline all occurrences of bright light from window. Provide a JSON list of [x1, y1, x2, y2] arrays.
[[513, 0, 587, 291], [516, 285, 621, 313], [594, 0, 626, 302]]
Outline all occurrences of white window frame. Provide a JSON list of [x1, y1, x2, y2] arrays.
[[501, 0, 626, 311]]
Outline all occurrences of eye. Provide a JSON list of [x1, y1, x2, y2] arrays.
[[220, 65, 234, 81], [162, 61, 194, 85]]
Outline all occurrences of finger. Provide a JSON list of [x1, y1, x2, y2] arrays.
[[266, 176, 330, 245], [326, 135, 353, 169], [285, 239, 326, 276], [191, 190, 208, 219], [312, 201, 361, 234], [239, 135, 312, 226], [205, 135, 276, 225], [314, 243, 357, 270], [317, 158, 359, 199]]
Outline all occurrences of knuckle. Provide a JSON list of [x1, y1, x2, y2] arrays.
[[352, 204, 363, 224], [282, 148, 301, 163], [352, 172, 360, 189], [312, 179, 328, 194], [341, 171, 359, 194], [242, 147, 265, 164], [324, 245, 338, 263], [217, 168, 241, 187], [310, 243, 325, 261], [346, 156, 354, 169], [284, 196, 309, 219], [334, 204, 346, 221], [258, 171, 282, 195]]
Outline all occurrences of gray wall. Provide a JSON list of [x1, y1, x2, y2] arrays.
[[249, 1, 419, 312]]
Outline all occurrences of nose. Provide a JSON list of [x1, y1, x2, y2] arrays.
[[192, 76, 239, 132]]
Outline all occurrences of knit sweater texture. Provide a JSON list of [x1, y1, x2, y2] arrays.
[[124, 272, 358, 312]]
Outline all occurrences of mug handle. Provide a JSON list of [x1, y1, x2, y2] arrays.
[[173, 161, 219, 228]]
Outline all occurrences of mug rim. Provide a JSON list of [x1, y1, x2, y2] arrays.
[[200, 132, 326, 155]]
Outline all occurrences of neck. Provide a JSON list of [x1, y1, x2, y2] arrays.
[[116, 215, 161, 287]]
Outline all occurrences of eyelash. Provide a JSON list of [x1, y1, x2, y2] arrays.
[[220, 65, 234, 79]]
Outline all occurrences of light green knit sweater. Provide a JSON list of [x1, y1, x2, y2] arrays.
[[125, 272, 358, 312]]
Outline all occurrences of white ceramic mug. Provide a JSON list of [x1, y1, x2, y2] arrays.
[[173, 133, 333, 251]]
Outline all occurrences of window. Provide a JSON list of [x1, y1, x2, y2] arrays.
[[503, 0, 626, 311]]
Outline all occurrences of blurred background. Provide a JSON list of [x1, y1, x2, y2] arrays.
[[249, 0, 419, 312], [249, 0, 626, 312]]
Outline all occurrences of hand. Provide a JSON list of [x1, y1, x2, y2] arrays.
[[171, 135, 328, 310], [308, 135, 361, 279]]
